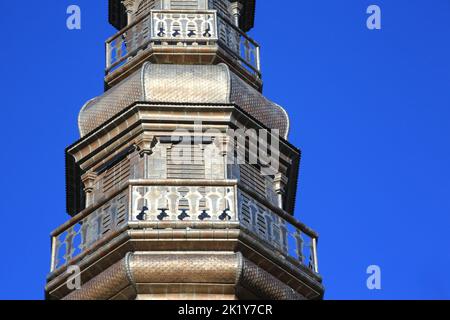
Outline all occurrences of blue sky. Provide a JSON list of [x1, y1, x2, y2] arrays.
[[0, 0, 449, 300]]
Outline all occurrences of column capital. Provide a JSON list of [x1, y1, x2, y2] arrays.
[[215, 136, 231, 157], [121, 0, 137, 11], [121, 0, 138, 24], [229, 1, 244, 12], [81, 172, 98, 193], [135, 134, 157, 157]]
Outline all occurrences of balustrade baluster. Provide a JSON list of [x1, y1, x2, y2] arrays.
[[135, 22, 144, 52], [308, 246, 315, 271], [115, 37, 123, 61], [63, 228, 75, 265], [106, 42, 111, 69], [294, 230, 305, 264], [280, 224, 289, 253], [243, 38, 251, 64], [264, 213, 273, 242], [53, 237, 62, 269], [248, 204, 258, 233], [167, 187, 179, 218]]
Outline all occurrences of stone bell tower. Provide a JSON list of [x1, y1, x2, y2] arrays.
[[45, 0, 325, 300]]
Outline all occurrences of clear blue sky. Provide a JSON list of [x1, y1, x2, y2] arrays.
[[0, 0, 449, 300]]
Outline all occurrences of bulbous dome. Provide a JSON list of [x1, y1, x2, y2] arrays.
[[78, 63, 290, 138]]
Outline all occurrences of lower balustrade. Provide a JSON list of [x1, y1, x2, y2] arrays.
[[238, 190, 319, 274], [51, 191, 129, 271], [50, 180, 319, 275]]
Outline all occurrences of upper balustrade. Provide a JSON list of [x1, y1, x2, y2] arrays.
[[49, 180, 319, 277], [105, 9, 261, 88]]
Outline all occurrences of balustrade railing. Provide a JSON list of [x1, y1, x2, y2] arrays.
[[216, 14, 261, 78], [105, 10, 261, 78], [238, 191, 319, 274], [131, 183, 237, 222], [51, 191, 129, 271], [50, 181, 318, 275]]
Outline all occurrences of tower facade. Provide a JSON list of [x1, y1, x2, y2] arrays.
[[45, 0, 325, 300]]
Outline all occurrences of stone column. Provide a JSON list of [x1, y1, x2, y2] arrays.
[[81, 172, 98, 207]]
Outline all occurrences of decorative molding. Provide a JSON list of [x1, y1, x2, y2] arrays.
[[134, 134, 156, 157]]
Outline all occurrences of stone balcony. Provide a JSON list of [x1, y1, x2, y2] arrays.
[[47, 179, 323, 299], [105, 10, 262, 90]]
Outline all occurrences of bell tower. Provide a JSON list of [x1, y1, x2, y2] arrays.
[[45, 0, 325, 300]]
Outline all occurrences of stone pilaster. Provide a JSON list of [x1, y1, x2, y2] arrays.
[[81, 172, 98, 207], [229, 1, 244, 27], [274, 173, 288, 209]]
